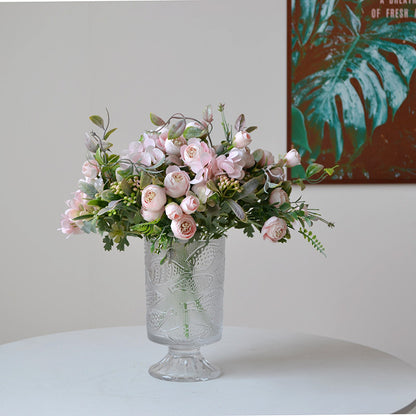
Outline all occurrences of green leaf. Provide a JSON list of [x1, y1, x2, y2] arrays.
[[140, 171, 152, 189], [87, 199, 108, 208], [306, 163, 324, 178], [95, 148, 103, 165], [293, 14, 416, 162], [237, 177, 262, 200], [101, 190, 118, 202], [78, 181, 97, 199], [97, 199, 122, 215], [150, 113, 165, 126], [90, 115, 105, 129], [104, 128, 117, 140], [291, 106, 311, 154], [103, 235, 114, 251], [72, 214, 94, 221], [168, 119, 186, 139], [120, 178, 132, 195], [183, 126, 204, 139], [206, 179, 219, 193], [225, 199, 247, 222], [253, 149, 264, 163]]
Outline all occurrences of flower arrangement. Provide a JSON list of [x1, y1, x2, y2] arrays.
[[60, 104, 334, 257]]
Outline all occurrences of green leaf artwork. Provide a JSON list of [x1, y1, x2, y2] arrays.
[[290, 0, 416, 182]]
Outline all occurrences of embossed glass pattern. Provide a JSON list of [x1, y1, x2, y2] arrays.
[[145, 237, 225, 382]]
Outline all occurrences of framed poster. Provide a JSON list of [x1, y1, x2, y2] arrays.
[[288, 0, 416, 183]]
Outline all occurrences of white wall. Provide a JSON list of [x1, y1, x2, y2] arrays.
[[1, 0, 415, 368]]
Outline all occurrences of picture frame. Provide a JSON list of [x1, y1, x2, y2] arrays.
[[288, 0, 416, 184]]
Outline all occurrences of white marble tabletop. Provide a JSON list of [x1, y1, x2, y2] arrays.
[[0, 326, 415, 415]]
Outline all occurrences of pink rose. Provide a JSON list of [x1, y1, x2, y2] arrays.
[[165, 202, 183, 221], [141, 185, 167, 211], [180, 138, 214, 173], [165, 136, 186, 156], [261, 216, 287, 242], [285, 149, 301, 167], [164, 166, 190, 198], [171, 214, 197, 241], [180, 195, 200, 214], [233, 131, 252, 148], [269, 188, 289, 208], [82, 159, 100, 179], [141, 208, 163, 222]]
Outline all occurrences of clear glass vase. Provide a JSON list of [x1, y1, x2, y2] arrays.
[[144, 237, 225, 382]]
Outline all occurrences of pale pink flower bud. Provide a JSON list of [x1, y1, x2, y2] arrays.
[[81, 159, 100, 179], [261, 217, 287, 242], [267, 166, 285, 183], [141, 208, 164, 222], [60, 216, 83, 236], [269, 188, 289, 208], [165, 202, 183, 221], [192, 183, 213, 204], [164, 168, 190, 198], [285, 149, 301, 167], [233, 131, 252, 148], [180, 195, 200, 214], [171, 214, 197, 241], [141, 185, 167, 211], [258, 150, 275, 167]]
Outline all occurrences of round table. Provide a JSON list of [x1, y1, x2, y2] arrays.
[[0, 326, 415, 415]]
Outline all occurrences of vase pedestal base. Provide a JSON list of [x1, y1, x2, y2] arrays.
[[149, 346, 221, 382]]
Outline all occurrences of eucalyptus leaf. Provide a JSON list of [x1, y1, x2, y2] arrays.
[[253, 149, 264, 163], [202, 105, 213, 122], [234, 114, 245, 132], [168, 119, 186, 139], [120, 178, 132, 195], [225, 199, 247, 222], [78, 181, 97, 199], [150, 113, 165, 126], [101, 190, 119, 202], [90, 115, 105, 129], [183, 126, 204, 139], [237, 177, 261, 200], [140, 171, 152, 189]]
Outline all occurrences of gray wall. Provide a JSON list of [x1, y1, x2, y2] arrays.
[[1, 0, 415, 367]]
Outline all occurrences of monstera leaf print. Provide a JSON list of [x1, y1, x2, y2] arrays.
[[291, 0, 416, 162]]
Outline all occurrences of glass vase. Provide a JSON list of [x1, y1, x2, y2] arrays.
[[144, 237, 225, 382]]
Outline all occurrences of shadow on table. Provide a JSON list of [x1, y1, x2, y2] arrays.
[[212, 336, 383, 379]]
